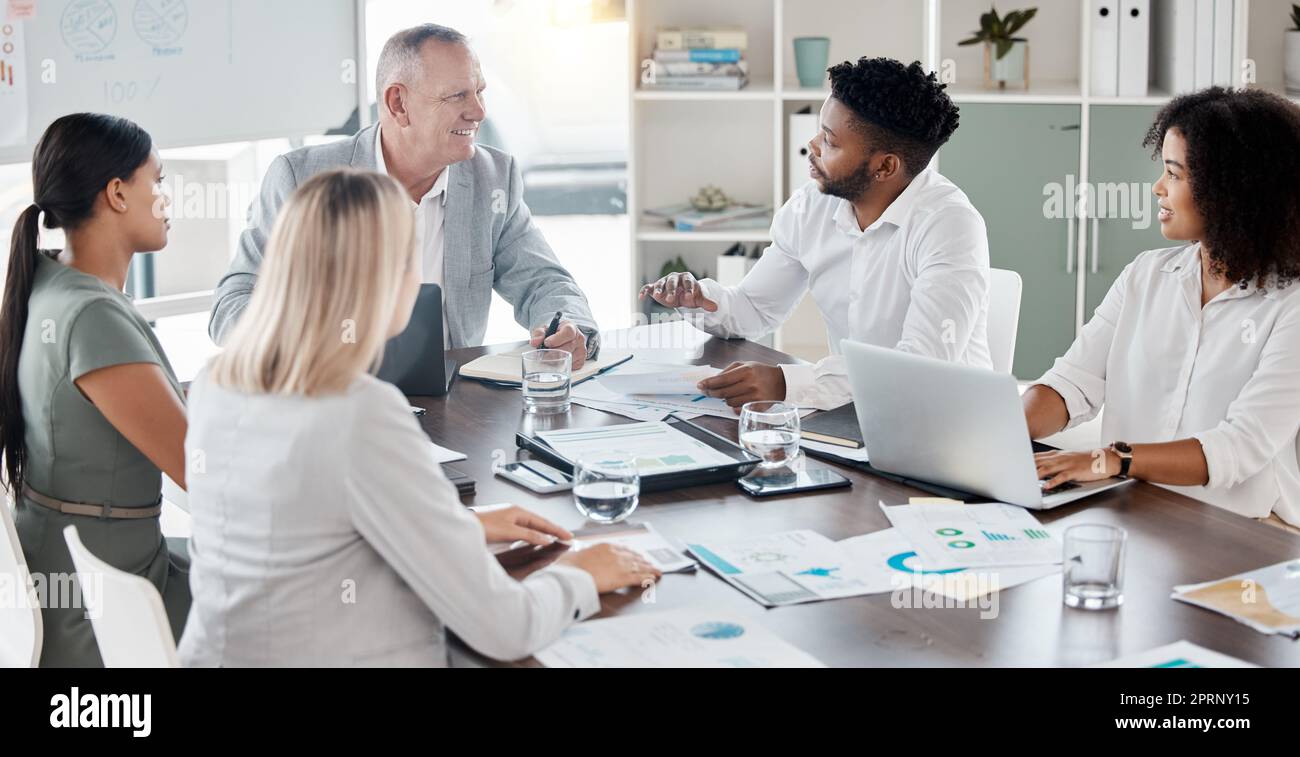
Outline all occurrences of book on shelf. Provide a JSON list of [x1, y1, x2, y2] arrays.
[[643, 75, 749, 91], [656, 27, 748, 51], [644, 202, 772, 232], [653, 48, 743, 64], [655, 60, 749, 77]]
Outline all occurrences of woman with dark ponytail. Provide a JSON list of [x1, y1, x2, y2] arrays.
[[0, 113, 190, 666]]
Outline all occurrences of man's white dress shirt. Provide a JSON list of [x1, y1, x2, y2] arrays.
[[682, 168, 992, 410], [376, 125, 451, 342]]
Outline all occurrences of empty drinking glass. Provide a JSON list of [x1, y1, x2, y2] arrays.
[[739, 401, 801, 470], [1063, 524, 1127, 610], [521, 348, 571, 414], [572, 453, 640, 523]]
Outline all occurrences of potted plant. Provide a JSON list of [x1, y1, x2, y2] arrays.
[[1287, 4, 1300, 95], [959, 6, 1038, 90]]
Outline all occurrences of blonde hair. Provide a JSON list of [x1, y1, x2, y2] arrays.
[[209, 169, 415, 396]]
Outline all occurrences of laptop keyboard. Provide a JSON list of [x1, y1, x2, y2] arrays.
[[1040, 479, 1081, 495]]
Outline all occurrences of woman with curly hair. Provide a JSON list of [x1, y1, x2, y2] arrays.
[[1024, 87, 1300, 531]]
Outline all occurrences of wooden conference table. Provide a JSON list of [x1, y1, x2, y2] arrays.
[[411, 322, 1300, 668]]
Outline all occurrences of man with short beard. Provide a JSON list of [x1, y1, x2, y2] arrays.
[[641, 57, 992, 411]]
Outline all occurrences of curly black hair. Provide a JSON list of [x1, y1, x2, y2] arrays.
[[1144, 87, 1300, 287], [826, 57, 960, 176]]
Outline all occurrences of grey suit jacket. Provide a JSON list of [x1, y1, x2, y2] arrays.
[[209, 125, 597, 349]]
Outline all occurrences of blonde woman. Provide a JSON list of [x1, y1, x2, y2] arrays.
[[179, 169, 658, 667]]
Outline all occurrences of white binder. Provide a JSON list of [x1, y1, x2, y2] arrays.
[[1091, 1, 1120, 97], [788, 111, 819, 198], [1194, 0, 1214, 89], [1118, 0, 1151, 97], [1153, 0, 1196, 96], [1212, 0, 1235, 86]]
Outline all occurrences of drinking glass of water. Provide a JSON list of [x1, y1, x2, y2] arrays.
[[739, 401, 801, 470], [521, 349, 571, 414], [1063, 523, 1127, 610], [572, 453, 640, 524]]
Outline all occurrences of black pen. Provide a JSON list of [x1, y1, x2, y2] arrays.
[[542, 310, 563, 344]]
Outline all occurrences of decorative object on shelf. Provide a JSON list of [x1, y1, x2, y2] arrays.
[[959, 6, 1037, 90], [1287, 4, 1300, 95], [643, 26, 750, 91], [644, 187, 773, 232], [793, 36, 831, 89], [690, 185, 730, 211]]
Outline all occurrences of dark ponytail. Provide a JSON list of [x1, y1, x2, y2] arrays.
[[0, 113, 153, 492]]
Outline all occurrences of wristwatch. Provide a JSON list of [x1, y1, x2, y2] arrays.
[[581, 328, 601, 361], [1109, 441, 1134, 478]]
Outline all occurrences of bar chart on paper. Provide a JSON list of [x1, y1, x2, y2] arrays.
[[880, 501, 1064, 570]]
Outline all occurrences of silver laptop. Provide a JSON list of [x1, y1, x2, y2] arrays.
[[841, 340, 1131, 509]]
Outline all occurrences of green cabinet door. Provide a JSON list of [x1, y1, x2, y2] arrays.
[[1084, 106, 1169, 317], [940, 104, 1082, 378]]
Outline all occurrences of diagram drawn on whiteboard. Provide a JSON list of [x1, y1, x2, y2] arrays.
[[61, 0, 118, 56], [134, 0, 189, 49]]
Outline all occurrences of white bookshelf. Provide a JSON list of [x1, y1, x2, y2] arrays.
[[627, 0, 1294, 360]]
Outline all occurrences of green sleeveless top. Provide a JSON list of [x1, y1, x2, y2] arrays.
[[13, 253, 190, 667], [18, 252, 183, 505]]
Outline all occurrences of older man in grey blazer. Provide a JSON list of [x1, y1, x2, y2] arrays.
[[209, 23, 599, 366]]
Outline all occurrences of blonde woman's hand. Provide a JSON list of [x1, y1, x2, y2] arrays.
[[475, 506, 572, 547], [559, 543, 661, 593]]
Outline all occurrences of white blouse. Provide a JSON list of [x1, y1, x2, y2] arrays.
[[179, 371, 599, 667], [1037, 243, 1300, 526]]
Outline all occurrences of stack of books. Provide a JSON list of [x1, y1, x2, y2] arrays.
[[645, 26, 749, 92], [643, 201, 772, 232]]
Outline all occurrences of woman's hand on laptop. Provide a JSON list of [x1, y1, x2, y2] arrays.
[[697, 361, 787, 413], [475, 505, 574, 547], [638, 272, 718, 312], [529, 321, 588, 370], [1034, 449, 1120, 489]]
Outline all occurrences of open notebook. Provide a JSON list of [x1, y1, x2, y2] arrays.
[[458, 347, 633, 385]]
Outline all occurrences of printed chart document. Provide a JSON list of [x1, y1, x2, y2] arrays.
[[536, 421, 737, 474], [572, 362, 814, 422], [597, 365, 721, 395], [837, 528, 1059, 601], [1097, 641, 1257, 668], [687, 530, 874, 606], [536, 607, 826, 668], [879, 501, 1063, 570], [570, 370, 702, 421], [1172, 559, 1300, 638], [570, 522, 695, 573]]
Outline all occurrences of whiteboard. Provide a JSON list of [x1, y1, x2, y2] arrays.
[[0, 0, 362, 164]]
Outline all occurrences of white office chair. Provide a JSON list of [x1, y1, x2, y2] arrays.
[[987, 268, 1023, 375], [0, 499, 42, 667], [62, 525, 179, 668]]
